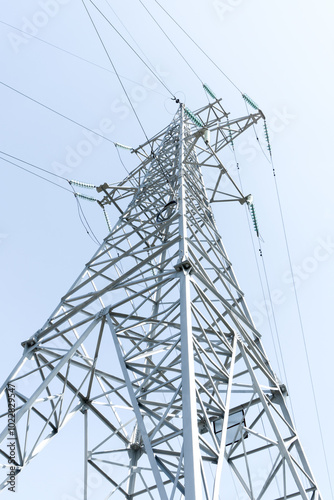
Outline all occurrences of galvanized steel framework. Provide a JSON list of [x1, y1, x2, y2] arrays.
[[0, 100, 321, 498]]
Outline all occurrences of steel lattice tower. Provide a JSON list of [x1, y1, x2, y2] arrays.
[[0, 100, 321, 499]]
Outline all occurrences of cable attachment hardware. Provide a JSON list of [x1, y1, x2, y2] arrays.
[[249, 203, 260, 237], [239, 194, 253, 206], [156, 200, 177, 223]]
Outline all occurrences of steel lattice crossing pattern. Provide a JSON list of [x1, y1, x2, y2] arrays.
[[0, 101, 321, 499]]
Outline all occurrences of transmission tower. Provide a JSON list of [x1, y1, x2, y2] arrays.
[[0, 100, 321, 499]]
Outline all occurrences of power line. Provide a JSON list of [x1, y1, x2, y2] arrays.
[[0, 155, 73, 193], [1, 153, 102, 246], [153, 0, 243, 94], [0, 150, 68, 182], [86, 0, 175, 99], [272, 163, 334, 499], [138, 0, 203, 85], [0, 81, 117, 145], [0, 19, 167, 98], [81, 0, 151, 144], [101, 1, 157, 71], [69, 182, 101, 245]]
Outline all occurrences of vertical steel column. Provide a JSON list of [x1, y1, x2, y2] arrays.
[[178, 105, 202, 499]]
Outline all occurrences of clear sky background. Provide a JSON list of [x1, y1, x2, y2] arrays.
[[0, 0, 333, 498]]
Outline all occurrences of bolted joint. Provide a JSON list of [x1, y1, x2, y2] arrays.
[[174, 260, 192, 273], [96, 182, 109, 193], [95, 307, 111, 319], [21, 337, 37, 349], [279, 383, 288, 395]]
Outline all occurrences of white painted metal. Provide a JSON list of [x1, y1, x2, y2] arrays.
[[0, 100, 322, 499]]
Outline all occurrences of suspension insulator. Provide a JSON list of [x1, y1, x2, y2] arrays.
[[185, 107, 204, 128], [242, 93, 259, 110], [75, 193, 97, 202], [263, 120, 272, 155], [102, 206, 112, 232], [249, 203, 260, 237], [203, 83, 217, 99], [70, 180, 96, 189]]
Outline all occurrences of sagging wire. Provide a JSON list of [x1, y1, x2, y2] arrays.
[[265, 130, 334, 499], [0, 153, 103, 245], [115, 144, 131, 175], [101, 0, 158, 73], [86, 0, 175, 100], [68, 181, 101, 245], [0, 154, 73, 194], [229, 138, 290, 402], [81, 0, 152, 144], [138, 0, 203, 86], [0, 81, 117, 146], [0, 20, 168, 98], [153, 0, 243, 95], [233, 162, 287, 496], [241, 110, 333, 496]]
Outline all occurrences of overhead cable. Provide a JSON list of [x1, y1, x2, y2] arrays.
[[138, 0, 203, 85], [153, 0, 243, 94], [82, 0, 151, 144], [0, 81, 116, 145], [0, 19, 167, 97], [87, 0, 175, 99]]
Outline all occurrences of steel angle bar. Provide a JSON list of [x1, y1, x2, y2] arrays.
[[197, 432, 221, 460], [241, 345, 277, 389], [190, 303, 234, 353], [88, 460, 129, 496], [66, 228, 179, 301], [42, 239, 180, 338], [192, 336, 229, 383], [191, 307, 232, 362], [111, 270, 177, 293], [188, 247, 245, 318], [262, 395, 297, 435], [191, 272, 261, 341], [195, 387, 220, 452], [190, 282, 236, 337], [110, 279, 175, 325], [106, 316, 168, 500], [148, 382, 182, 441], [125, 330, 181, 363], [0, 317, 100, 444], [239, 343, 309, 499], [9, 355, 63, 382]]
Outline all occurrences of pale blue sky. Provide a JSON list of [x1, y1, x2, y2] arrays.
[[0, 0, 333, 498]]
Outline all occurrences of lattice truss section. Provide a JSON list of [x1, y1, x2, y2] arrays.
[[0, 100, 321, 499]]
